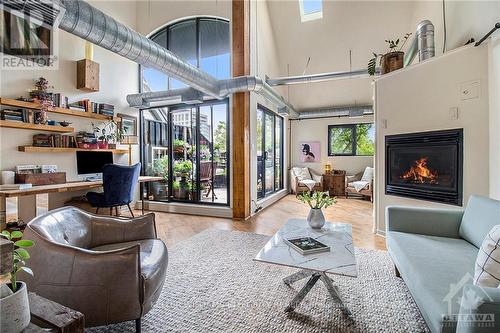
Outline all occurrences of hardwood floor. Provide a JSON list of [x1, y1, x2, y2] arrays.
[[142, 195, 386, 251]]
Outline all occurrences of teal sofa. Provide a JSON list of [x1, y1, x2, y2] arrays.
[[386, 195, 500, 333]]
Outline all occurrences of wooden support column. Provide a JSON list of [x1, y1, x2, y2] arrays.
[[232, 0, 251, 219]]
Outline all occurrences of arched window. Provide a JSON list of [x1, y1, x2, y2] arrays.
[[140, 17, 230, 207], [141, 17, 230, 92]]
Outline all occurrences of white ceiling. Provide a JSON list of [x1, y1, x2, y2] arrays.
[[265, 0, 416, 110]]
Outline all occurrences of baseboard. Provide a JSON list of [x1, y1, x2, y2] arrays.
[[137, 200, 233, 218]]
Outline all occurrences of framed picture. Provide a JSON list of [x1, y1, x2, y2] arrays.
[[300, 142, 320, 163], [118, 113, 137, 137]]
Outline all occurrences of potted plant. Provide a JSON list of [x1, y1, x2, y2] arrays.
[[368, 33, 412, 76], [172, 180, 190, 200], [173, 160, 193, 178], [0, 230, 34, 333], [92, 121, 122, 149], [297, 191, 337, 229], [149, 156, 169, 200], [29, 77, 53, 125]]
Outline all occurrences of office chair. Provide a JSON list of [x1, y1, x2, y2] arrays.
[[86, 163, 141, 216]]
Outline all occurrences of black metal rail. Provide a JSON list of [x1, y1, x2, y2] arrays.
[[475, 22, 500, 47]]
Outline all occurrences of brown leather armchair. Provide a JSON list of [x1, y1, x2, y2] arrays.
[[20, 206, 168, 332]]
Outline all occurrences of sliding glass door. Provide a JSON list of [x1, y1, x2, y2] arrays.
[[257, 105, 283, 199], [141, 100, 229, 206]]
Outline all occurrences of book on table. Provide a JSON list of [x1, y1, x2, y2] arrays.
[[284, 237, 330, 255]]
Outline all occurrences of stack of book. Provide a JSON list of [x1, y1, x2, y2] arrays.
[[1, 108, 29, 122], [33, 134, 77, 148], [52, 93, 69, 108], [68, 99, 89, 113], [98, 103, 114, 117], [75, 131, 98, 149]]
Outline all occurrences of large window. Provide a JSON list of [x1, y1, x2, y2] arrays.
[[141, 17, 230, 92], [257, 105, 283, 199], [139, 17, 230, 206], [141, 101, 229, 205], [328, 123, 375, 156]]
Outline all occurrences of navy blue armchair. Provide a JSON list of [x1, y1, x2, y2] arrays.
[[86, 163, 141, 217]]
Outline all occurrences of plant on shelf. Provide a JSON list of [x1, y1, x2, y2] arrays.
[[297, 191, 337, 229], [368, 33, 412, 76], [29, 77, 54, 125], [0, 230, 34, 332], [173, 139, 190, 153]]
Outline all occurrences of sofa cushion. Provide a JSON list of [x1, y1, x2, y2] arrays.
[[92, 239, 168, 309], [474, 225, 500, 288], [387, 231, 477, 333], [459, 195, 500, 248]]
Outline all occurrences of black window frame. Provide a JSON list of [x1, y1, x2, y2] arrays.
[[328, 123, 375, 157], [257, 104, 284, 200]]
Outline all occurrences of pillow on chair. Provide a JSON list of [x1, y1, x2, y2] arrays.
[[292, 167, 312, 181], [473, 225, 500, 288], [361, 167, 374, 183]]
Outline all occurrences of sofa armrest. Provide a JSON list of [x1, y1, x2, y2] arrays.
[[456, 284, 500, 333], [386, 206, 464, 238], [90, 213, 157, 247]]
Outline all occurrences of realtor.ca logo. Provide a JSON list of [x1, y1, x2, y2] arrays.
[[442, 273, 496, 329], [1, 1, 60, 70]]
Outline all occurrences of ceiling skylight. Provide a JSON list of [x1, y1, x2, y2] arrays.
[[299, 0, 323, 22]]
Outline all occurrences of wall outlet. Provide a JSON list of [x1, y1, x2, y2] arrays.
[[459, 80, 480, 100], [449, 107, 459, 120]]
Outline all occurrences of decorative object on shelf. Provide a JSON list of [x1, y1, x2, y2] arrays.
[[118, 113, 138, 137], [92, 120, 123, 150], [300, 141, 320, 163], [324, 163, 332, 175], [59, 121, 71, 127], [77, 42, 100, 92], [122, 135, 139, 166], [368, 33, 412, 76], [15, 172, 66, 186], [297, 191, 337, 229], [30, 77, 53, 125], [1, 171, 15, 185], [0, 230, 34, 333]]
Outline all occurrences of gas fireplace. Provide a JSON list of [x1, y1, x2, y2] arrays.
[[385, 129, 463, 206]]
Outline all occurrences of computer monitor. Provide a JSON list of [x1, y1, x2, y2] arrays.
[[76, 151, 113, 180]]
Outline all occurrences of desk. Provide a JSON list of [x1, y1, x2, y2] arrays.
[[0, 176, 163, 226]]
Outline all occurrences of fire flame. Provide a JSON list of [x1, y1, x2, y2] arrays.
[[400, 157, 438, 183]]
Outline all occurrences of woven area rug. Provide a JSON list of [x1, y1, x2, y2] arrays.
[[89, 229, 429, 333]]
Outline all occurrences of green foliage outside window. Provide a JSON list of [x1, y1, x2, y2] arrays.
[[328, 123, 375, 156]]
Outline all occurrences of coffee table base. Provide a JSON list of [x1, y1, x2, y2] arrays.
[[283, 269, 352, 317]]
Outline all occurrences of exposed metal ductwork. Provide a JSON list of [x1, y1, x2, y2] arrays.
[[404, 20, 435, 67], [292, 105, 373, 120], [266, 68, 379, 87], [57, 0, 221, 98]]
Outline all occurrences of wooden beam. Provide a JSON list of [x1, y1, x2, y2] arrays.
[[232, 0, 251, 219]]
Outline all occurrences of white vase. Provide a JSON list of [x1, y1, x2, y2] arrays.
[[307, 208, 325, 229], [0, 282, 31, 333]]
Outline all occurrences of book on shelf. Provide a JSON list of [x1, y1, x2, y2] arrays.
[[32, 134, 77, 148], [284, 237, 331, 255], [1, 109, 29, 122]]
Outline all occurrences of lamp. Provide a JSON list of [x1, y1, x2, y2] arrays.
[[324, 163, 332, 175], [121, 135, 139, 166]]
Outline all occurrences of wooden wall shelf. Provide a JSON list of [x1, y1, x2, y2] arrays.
[[18, 146, 128, 154], [0, 98, 119, 122], [0, 120, 74, 133]]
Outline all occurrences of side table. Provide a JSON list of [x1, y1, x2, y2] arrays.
[[323, 170, 346, 196]]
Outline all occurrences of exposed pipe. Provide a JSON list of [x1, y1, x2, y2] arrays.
[[404, 20, 435, 67], [266, 68, 376, 87], [58, 0, 221, 98], [293, 105, 373, 120]]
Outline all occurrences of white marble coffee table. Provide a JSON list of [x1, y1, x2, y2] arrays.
[[254, 219, 356, 315]]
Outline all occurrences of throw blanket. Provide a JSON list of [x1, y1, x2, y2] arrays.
[[352, 180, 370, 192]]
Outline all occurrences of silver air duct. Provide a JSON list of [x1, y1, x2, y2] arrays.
[[266, 68, 377, 86], [295, 105, 373, 120], [404, 20, 435, 67], [58, 0, 220, 98]]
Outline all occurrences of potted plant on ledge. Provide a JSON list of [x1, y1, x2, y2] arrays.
[[368, 33, 412, 76], [297, 191, 337, 229], [0, 230, 34, 333]]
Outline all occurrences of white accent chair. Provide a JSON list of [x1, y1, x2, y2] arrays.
[[290, 167, 323, 194]]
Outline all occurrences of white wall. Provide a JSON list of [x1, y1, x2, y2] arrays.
[[490, 36, 500, 200], [0, 1, 138, 180], [374, 45, 490, 234], [411, 0, 500, 57], [290, 116, 374, 176]]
